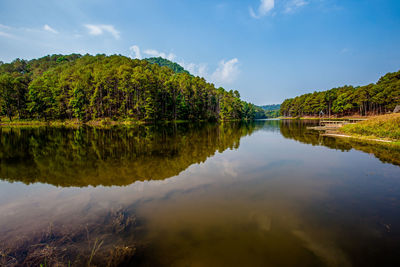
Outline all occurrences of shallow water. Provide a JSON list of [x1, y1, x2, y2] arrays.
[[0, 120, 400, 266]]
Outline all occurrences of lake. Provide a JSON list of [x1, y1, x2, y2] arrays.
[[0, 120, 399, 266]]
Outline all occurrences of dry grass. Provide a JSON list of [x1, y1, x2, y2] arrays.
[[341, 113, 400, 141], [0, 209, 139, 266]]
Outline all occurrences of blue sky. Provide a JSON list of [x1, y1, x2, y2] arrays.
[[0, 0, 399, 105]]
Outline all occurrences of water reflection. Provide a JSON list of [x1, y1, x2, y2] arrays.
[[0, 120, 399, 266], [0, 122, 261, 187], [280, 120, 400, 166], [2, 120, 398, 188]]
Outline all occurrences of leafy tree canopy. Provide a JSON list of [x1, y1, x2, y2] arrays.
[[0, 54, 260, 122], [145, 57, 189, 74], [281, 71, 400, 117]]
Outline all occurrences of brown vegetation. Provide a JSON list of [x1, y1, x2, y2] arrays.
[[0, 209, 139, 266]]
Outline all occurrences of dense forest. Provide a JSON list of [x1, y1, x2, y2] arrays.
[[281, 70, 400, 117], [145, 57, 189, 74], [0, 54, 261, 122]]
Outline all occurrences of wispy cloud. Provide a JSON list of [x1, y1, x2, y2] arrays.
[[84, 24, 120, 39], [284, 0, 309, 13], [0, 24, 11, 30], [127, 45, 240, 86], [143, 49, 176, 61], [250, 0, 275, 18], [340, 48, 350, 54], [129, 46, 208, 77], [211, 58, 240, 84], [179, 61, 209, 77], [0, 31, 15, 39], [129, 45, 176, 61], [129, 45, 141, 59], [43, 24, 58, 34], [0, 24, 15, 39]]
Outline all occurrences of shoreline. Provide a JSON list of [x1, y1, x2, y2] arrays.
[[307, 113, 400, 145], [0, 118, 250, 128], [310, 126, 400, 144], [280, 116, 374, 120], [322, 132, 396, 144]]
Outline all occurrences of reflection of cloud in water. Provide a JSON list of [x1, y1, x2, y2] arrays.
[[220, 159, 238, 177], [265, 159, 303, 168], [293, 230, 351, 267], [1, 120, 399, 265], [249, 211, 271, 232]]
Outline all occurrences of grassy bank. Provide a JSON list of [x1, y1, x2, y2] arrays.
[[341, 113, 400, 141]]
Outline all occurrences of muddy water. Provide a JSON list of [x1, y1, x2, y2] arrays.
[[0, 120, 399, 266]]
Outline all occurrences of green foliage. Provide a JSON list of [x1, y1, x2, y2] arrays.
[[252, 104, 281, 119], [262, 104, 281, 118], [0, 73, 16, 120], [281, 71, 400, 117], [260, 104, 281, 111], [0, 54, 257, 122], [145, 57, 189, 74]]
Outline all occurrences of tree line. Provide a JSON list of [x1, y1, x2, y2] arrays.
[[280, 70, 400, 117], [0, 54, 262, 122]]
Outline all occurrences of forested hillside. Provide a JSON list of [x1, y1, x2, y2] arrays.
[[259, 104, 280, 118], [281, 70, 400, 117], [260, 104, 280, 111], [145, 57, 189, 74], [0, 54, 259, 122]]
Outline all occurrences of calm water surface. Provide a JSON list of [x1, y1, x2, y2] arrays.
[[0, 120, 400, 266]]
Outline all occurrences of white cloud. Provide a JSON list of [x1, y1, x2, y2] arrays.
[[143, 49, 176, 61], [179, 61, 209, 77], [0, 31, 14, 38], [0, 24, 15, 38], [84, 24, 120, 39], [211, 58, 240, 84], [43, 24, 58, 34], [127, 45, 239, 86], [250, 0, 274, 18], [129, 45, 141, 59], [197, 64, 208, 78], [128, 45, 208, 77], [284, 0, 308, 13], [129, 45, 176, 61], [0, 24, 11, 30], [179, 61, 195, 73]]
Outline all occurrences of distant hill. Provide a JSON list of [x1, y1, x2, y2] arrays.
[[256, 104, 281, 118], [260, 104, 281, 111], [145, 57, 189, 74]]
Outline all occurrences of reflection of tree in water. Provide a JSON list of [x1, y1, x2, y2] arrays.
[[279, 120, 400, 166], [0, 122, 260, 187]]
